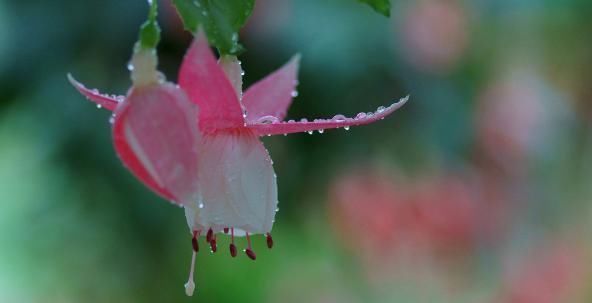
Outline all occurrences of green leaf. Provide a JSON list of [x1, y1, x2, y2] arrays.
[[138, 0, 161, 50], [357, 0, 391, 17], [172, 0, 255, 55]]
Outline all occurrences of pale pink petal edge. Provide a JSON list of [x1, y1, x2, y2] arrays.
[[247, 95, 409, 136], [243, 54, 300, 123], [68, 74, 124, 111]]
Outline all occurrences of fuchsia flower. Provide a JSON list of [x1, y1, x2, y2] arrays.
[[69, 31, 407, 295]]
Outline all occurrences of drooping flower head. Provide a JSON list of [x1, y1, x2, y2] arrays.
[[69, 29, 407, 295]]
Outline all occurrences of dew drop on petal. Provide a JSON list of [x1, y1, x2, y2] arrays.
[[318, 129, 324, 134], [332, 114, 347, 122], [198, 203, 204, 209], [96, 104, 102, 109], [256, 115, 280, 124], [344, 126, 350, 131], [300, 118, 308, 123], [291, 91, 299, 97], [377, 106, 386, 113], [307, 131, 313, 135], [356, 113, 367, 119]]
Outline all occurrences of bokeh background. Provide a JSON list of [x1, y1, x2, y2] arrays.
[[1, 0, 591, 302]]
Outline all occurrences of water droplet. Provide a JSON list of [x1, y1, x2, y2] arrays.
[[96, 104, 102, 109], [300, 118, 308, 123], [240, 70, 245, 76], [344, 126, 350, 131], [288, 119, 295, 123], [291, 91, 299, 97], [275, 207, 279, 212], [318, 129, 324, 134], [109, 117, 115, 124], [156, 71, 166, 83], [198, 203, 204, 209], [283, 133, 287, 136], [256, 115, 279, 124], [307, 130, 313, 135], [332, 115, 347, 122], [127, 63, 134, 71], [356, 113, 367, 119], [376, 106, 386, 113]]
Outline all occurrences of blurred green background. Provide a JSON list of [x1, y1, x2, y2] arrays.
[[1, 0, 591, 302]]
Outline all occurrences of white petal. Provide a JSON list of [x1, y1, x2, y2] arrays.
[[184, 130, 278, 235]]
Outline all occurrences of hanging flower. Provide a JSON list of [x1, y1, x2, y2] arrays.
[[69, 30, 408, 295]]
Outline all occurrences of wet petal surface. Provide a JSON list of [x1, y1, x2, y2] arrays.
[[185, 129, 277, 234], [113, 83, 200, 205], [242, 55, 300, 122], [179, 31, 245, 131], [68, 74, 124, 111], [247, 96, 409, 136]]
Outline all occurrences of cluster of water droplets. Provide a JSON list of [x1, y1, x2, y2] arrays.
[[253, 96, 408, 136]]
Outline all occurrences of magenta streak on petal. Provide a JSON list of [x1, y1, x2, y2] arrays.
[[68, 74, 123, 111], [242, 55, 300, 123], [247, 96, 409, 136], [178, 30, 245, 131]]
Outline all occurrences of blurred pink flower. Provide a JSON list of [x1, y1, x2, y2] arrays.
[[495, 240, 586, 303], [397, 0, 469, 73], [70, 31, 407, 295], [329, 169, 480, 261], [475, 76, 546, 169]]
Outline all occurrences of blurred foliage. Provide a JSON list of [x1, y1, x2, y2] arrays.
[[172, 0, 255, 55], [357, 0, 391, 17], [1, 0, 592, 302]]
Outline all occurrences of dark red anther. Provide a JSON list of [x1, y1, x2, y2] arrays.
[[223, 227, 229, 234], [206, 228, 213, 243], [229, 243, 237, 257], [191, 231, 199, 252], [210, 238, 217, 253], [245, 248, 257, 260], [266, 233, 273, 249]]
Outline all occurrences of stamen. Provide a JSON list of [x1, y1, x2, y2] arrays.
[[184, 250, 197, 296], [210, 235, 217, 253], [223, 227, 229, 234], [245, 232, 256, 260], [191, 230, 200, 252], [206, 228, 213, 243], [229, 228, 237, 257], [266, 233, 273, 249]]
